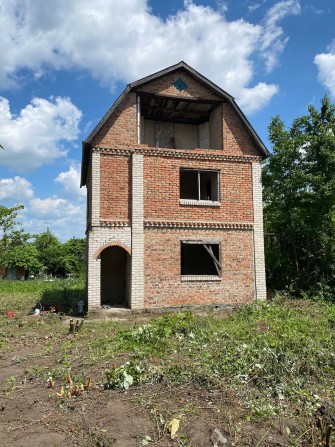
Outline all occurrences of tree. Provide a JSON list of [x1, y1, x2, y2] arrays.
[[263, 96, 335, 296], [34, 230, 64, 275], [1, 244, 42, 275], [0, 205, 23, 235], [0, 205, 41, 276], [62, 237, 86, 276], [0, 204, 25, 258]]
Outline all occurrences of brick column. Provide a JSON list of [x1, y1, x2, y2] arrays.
[[131, 153, 144, 309], [252, 161, 267, 301], [88, 151, 101, 309], [91, 150, 100, 226]]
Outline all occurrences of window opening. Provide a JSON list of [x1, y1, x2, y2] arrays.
[[180, 169, 219, 201], [181, 242, 221, 276]]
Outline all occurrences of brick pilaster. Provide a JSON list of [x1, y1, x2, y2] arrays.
[[91, 151, 100, 226], [252, 161, 267, 300], [131, 153, 144, 309], [88, 151, 101, 309]]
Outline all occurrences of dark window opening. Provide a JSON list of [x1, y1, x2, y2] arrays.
[[181, 242, 221, 276], [180, 169, 219, 201]]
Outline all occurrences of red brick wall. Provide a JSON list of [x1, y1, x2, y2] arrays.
[[16, 267, 25, 279], [137, 70, 220, 100], [144, 156, 253, 222], [222, 103, 260, 157], [100, 154, 131, 221], [0, 266, 26, 279], [91, 93, 137, 148], [144, 228, 254, 307]]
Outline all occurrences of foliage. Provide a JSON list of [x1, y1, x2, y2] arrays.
[[34, 230, 65, 275], [263, 96, 335, 297], [1, 243, 42, 274], [0, 204, 24, 236], [0, 205, 86, 277], [62, 237, 86, 275], [105, 362, 145, 390], [0, 205, 41, 275]]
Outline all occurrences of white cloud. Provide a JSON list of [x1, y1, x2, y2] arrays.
[[315, 41, 335, 97], [23, 196, 85, 241], [260, 0, 301, 72], [0, 0, 300, 113], [0, 168, 86, 240], [55, 164, 86, 198], [238, 83, 279, 113], [0, 176, 34, 201], [0, 96, 82, 171], [248, 3, 261, 13]]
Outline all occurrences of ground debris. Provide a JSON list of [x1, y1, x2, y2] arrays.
[[211, 428, 228, 446]]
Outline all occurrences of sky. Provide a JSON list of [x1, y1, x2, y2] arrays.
[[0, 0, 334, 241]]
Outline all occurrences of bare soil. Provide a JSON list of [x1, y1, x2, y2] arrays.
[[0, 310, 331, 447]]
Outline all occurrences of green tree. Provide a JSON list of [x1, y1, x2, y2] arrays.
[[0, 205, 41, 276], [263, 96, 335, 296], [34, 230, 64, 275], [1, 244, 42, 275], [62, 237, 86, 276], [0, 205, 25, 259]]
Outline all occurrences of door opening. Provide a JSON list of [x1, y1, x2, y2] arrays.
[[100, 246, 130, 307]]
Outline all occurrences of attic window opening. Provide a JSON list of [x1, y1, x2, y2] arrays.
[[173, 78, 187, 92], [180, 169, 219, 201], [181, 242, 221, 276]]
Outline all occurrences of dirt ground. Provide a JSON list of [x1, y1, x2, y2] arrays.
[[0, 344, 290, 447], [0, 311, 331, 447]]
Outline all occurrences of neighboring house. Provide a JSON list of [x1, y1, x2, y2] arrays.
[[0, 266, 26, 280], [81, 61, 268, 310]]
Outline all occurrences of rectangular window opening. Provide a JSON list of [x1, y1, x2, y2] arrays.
[[181, 242, 221, 276], [180, 169, 219, 201]]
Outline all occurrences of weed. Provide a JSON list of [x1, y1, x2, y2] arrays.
[[105, 362, 145, 390]]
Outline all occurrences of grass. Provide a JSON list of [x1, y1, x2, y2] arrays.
[[0, 277, 85, 315], [0, 283, 334, 446]]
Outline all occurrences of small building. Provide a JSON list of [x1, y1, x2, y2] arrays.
[[0, 266, 26, 280], [81, 61, 268, 310]]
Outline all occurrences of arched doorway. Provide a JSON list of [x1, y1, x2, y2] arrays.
[[100, 246, 130, 307]]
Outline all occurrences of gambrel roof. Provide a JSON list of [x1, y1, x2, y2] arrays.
[[81, 61, 269, 186]]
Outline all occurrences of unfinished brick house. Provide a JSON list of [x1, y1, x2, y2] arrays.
[[81, 61, 268, 310]]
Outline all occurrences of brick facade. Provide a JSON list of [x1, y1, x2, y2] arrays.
[[82, 62, 267, 310], [144, 228, 254, 308]]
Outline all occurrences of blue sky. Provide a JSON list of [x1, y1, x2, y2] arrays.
[[0, 0, 334, 241]]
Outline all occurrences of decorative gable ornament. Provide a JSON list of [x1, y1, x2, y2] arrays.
[[173, 78, 188, 92]]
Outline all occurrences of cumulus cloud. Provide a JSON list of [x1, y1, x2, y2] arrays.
[[0, 96, 82, 171], [0, 176, 34, 201], [314, 40, 335, 97], [23, 196, 85, 240], [238, 83, 279, 113], [0, 0, 300, 113], [55, 164, 86, 198]]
